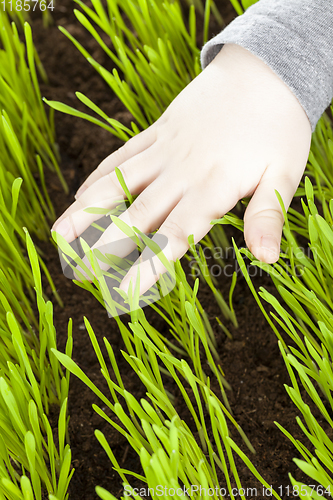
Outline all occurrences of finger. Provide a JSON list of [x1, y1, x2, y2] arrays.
[[244, 169, 302, 263], [75, 125, 157, 198], [52, 195, 125, 243], [78, 175, 183, 277], [52, 149, 160, 241], [120, 187, 238, 295]]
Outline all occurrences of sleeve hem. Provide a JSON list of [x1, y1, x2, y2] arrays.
[[200, 4, 333, 132]]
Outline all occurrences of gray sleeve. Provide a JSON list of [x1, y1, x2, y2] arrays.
[[200, 0, 333, 132]]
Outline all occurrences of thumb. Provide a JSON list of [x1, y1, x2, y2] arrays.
[[243, 172, 300, 264]]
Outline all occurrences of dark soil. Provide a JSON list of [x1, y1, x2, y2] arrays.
[[27, 1, 325, 499]]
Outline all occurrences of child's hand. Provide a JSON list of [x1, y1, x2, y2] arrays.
[[52, 44, 311, 294]]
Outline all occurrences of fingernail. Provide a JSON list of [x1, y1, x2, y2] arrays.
[[75, 185, 87, 199], [53, 218, 70, 237], [260, 236, 280, 262]]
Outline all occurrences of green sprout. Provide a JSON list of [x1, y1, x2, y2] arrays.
[[51, 311, 260, 500], [0, 14, 66, 198], [221, 164, 333, 495], [0, 229, 73, 500], [0, 11, 75, 498], [48, 0, 221, 130], [50, 221, 278, 499]]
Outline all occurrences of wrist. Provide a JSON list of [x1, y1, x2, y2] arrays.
[[210, 43, 311, 134]]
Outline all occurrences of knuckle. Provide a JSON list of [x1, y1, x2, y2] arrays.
[[162, 219, 186, 243], [128, 197, 150, 223], [114, 143, 129, 163], [99, 144, 128, 174], [248, 207, 284, 226], [262, 207, 284, 222], [107, 170, 124, 194], [96, 161, 107, 177], [74, 195, 86, 209]]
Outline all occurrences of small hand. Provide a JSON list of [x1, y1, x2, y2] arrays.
[[52, 44, 311, 295]]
